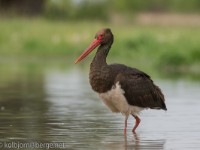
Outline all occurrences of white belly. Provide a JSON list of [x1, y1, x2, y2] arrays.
[[99, 82, 144, 116]]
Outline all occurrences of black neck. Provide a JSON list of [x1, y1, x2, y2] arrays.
[[90, 44, 111, 68]]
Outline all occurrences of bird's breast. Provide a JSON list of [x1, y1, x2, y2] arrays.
[[89, 68, 113, 93], [99, 82, 144, 116]]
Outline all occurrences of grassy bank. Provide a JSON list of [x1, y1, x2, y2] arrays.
[[0, 18, 200, 78]]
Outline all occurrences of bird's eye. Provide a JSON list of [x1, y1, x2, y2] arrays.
[[98, 34, 104, 40]]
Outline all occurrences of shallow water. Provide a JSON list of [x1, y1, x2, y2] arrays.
[[0, 64, 200, 150]]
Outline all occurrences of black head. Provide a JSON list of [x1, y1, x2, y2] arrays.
[[75, 28, 113, 64], [95, 28, 114, 45]]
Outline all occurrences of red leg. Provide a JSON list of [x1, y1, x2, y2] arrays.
[[132, 115, 141, 133], [124, 115, 128, 135]]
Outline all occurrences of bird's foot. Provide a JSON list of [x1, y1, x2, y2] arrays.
[[132, 129, 136, 134]]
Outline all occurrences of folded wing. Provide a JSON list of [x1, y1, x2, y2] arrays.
[[114, 73, 167, 110]]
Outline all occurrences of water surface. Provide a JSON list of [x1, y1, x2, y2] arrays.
[[0, 63, 200, 150]]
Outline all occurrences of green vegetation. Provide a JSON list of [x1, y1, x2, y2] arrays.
[[1, 0, 200, 20], [44, 0, 200, 20], [0, 18, 200, 78]]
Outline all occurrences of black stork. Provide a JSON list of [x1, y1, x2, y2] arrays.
[[75, 28, 167, 134]]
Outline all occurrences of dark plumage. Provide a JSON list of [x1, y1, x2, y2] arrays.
[[75, 28, 167, 134], [111, 64, 166, 110]]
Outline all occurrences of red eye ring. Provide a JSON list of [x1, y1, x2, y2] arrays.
[[98, 34, 103, 40]]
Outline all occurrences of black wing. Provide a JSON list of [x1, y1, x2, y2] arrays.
[[114, 72, 167, 110]]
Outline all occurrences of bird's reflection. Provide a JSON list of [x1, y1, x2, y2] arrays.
[[103, 132, 166, 150], [124, 133, 140, 150], [133, 132, 140, 144]]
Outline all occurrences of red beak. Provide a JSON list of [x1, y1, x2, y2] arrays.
[[75, 38, 101, 64]]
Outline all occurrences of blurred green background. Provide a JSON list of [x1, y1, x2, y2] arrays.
[[0, 0, 200, 78], [0, 1, 200, 146]]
